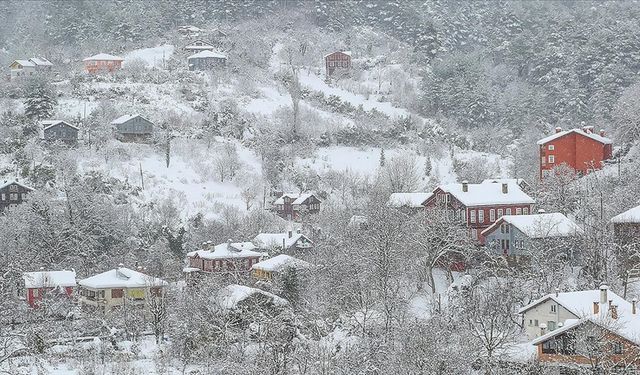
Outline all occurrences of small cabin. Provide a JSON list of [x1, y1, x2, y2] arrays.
[[111, 114, 154, 142], [0, 181, 34, 211], [324, 51, 352, 76], [184, 39, 216, 53], [41, 120, 79, 144], [9, 58, 53, 79], [187, 50, 227, 71]]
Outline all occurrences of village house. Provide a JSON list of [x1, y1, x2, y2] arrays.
[[324, 50, 351, 76], [0, 180, 34, 211], [423, 180, 535, 242], [537, 126, 613, 180], [41, 120, 79, 144], [348, 215, 368, 230], [272, 193, 321, 221], [184, 39, 216, 53], [9, 57, 53, 79], [178, 26, 204, 38], [110, 114, 154, 142], [611, 205, 640, 246], [481, 211, 583, 257], [83, 53, 124, 74], [22, 270, 76, 308], [526, 286, 640, 372], [216, 284, 288, 316], [253, 229, 313, 254], [387, 192, 433, 212], [187, 50, 227, 71], [186, 240, 266, 274], [77, 266, 167, 311], [251, 254, 311, 282]]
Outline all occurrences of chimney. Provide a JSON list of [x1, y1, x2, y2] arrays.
[[600, 284, 608, 305], [537, 209, 546, 214], [555, 127, 562, 134], [555, 288, 559, 297], [633, 298, 637, 315], [593, 302, 600, 314], [501, 183, 508, 194], [462, 180, 468, 193], [610, 304, 618, 320], [227, 239, 232, 250], [540, 323, 547, 336], [600, 129, 605, 137], [118, 262, 124, 269], [296, 228, 301, 234], [288, 230, 293, 238]]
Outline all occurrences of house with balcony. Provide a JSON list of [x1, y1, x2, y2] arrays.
[[272, 193, 321, 221], [0, 180, 34, 211], [186, 240, 267, 274]]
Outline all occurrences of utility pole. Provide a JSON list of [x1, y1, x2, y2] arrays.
[[139, 163, 145, 190]]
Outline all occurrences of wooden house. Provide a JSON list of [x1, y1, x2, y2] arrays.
[[111, 114, 153, 142], [83, 53, 124, 74], [538, 126, 613, 180], [251, 254, 310, 282], [9, 58, 53, 79], [184, 39, 216, 53], [272, 193, 321, 221], [187, 50, 227, 71], [324, 51, 351, 76], [611, 205, 640, 246], [253, 230, 313, 254], [481, 211, 582, 257], [41, 120, 79, 144], [423, 181, 535, 243], [0, 180, 34, 211], [22, 270, 76, 308], [77, 266, 167, 311], [186, 241, 266, 274]]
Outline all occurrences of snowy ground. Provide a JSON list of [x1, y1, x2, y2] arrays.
[[123, 45, 175, 69]]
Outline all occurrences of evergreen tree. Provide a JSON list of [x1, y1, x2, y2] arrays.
[[425, 156, 432, 177], [23, 78, 56, 121], [280, 267, 300, 308], [379, 148, 386, 167]]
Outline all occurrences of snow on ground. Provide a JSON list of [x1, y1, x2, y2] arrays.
[[56, 98, 98, 118], [245, 86, 291, 115], [123, 44, 174, 68], [90, 82, 199, 116]]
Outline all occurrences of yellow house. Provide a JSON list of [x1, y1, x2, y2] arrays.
[[78, 267, 168, 311]]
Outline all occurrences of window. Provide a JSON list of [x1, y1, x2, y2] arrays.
[[523, 207, 529, 215], [497, 208, 503, 218], [9, 185, 17, 192], [534, 319, 539, 326], [9, 193, 18, 201], [490, 209, 495, 222], [478, 210, 484, 223], [529, 319, 533, 326], [1, 194, 4, 201], [551, 304, 557, 313], [505, 224, 510, 233], [548, 155, 555, 164], [516, 208, 522, 215], [471, 229, 478, 240], [506, 208, 512, 215], [548, 321, 556, 331], [612, 341, 623, 355], [548, 145, 555, 151], [470, 210, 476, 223], [111, 289, 124, 298]]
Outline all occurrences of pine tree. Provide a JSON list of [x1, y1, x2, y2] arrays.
[[425, 155, 432, 177], [379, 148, 386, 167], [280, 267, 300, 308], [24, 78, 56, 121]]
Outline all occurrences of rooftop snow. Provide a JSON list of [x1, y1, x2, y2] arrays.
[[536, 128, 612, 145], [216, 284, 288, 309], [251, 254, 311, 273], [29, 57, 52, 66], [0, 180, 34, 191], [23, 271, 76, 289], [187, 50, 227, 59], [482, 178, 526, 185], [111, 114, 142, 125], [519, 289, 629, 317], [273, 193, 317, 205], [78, 267, 167, 289], [187, 241, 266, 260], [611, 204, 640, 224], [253, 232, 312, 249], [387, 192, 432, 208], [436, 181, 534, 207], [482, 213, 583, 238], [42, 120, 79, 131], [83, 53, 124, 61], [14, 59, 35, 67], [323, 50, 352, 58]]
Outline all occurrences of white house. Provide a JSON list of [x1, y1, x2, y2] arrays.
[[9, 58, 53, 79], [253, 230, 313, 253]]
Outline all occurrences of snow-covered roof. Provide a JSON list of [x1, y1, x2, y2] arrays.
[[536, 128, 612, 145], [518, 288, 629, 317], [482, 178, 527, 186], [387, 192, 432, 208], [13, 59, 35, 67], [481, 213, 583, 238], [253, 232, 312, 249], [23, 271, 76, 289], [83, 53, 124, 62], [216, 284, 288, 309], [273, 193, 318, 205], [435, 181, 534, 207], [110, 114, 150, 125], [0, 180, 34, 191], [323, 50, 352, 59], [187, 241, 266, 260], [29, 57, 53, 66], [184, 41, 215, 50], [251, 254, 311, 273], [187, 50, 227, 59], [78, 267, 167, 289], [611, 205, 640, 224], [42, 120, 79, 131]]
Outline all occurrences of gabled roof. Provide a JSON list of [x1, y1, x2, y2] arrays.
[[387, 192, 432, 208], [481, 213, 583, 238], [274, 193, 318, 205], [23, 270, 76, 289], [216, 284, 287, 309], [611, 205, 640, 224], [537, 128, 612, 145], [0, 180, 34, 191], [184, 39, 215, 50], [323, 50, 352, 59], [251, 254, 311, 273], [187, 241, 266, 260], [29, 57, 53, 66], [433, 182, 534, 207], [42, 120, 79, 131], [12, 59, 35, 67], [83, 53, 124, 62], [253, 232, 313, 249], [79, 267, 167, 289], [110, 114, 151, 125], [187, 50, 227, 59], [518, 288, 629, 317]]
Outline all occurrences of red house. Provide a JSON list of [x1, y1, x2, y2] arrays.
[[186, 241, 266, 274], [83, 53, 124, 74], [423, 180, 535, 243], [324, 51, 351, 76], [537, 126, 613, 180], [272, 193, 321, 221], [22, 270, 76, 308]]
